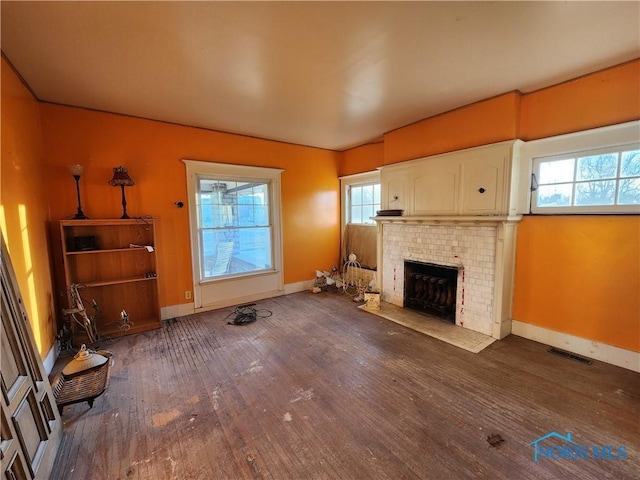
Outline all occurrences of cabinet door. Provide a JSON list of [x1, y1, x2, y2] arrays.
[[460, 153, 506, 215], [412, 158, 459, 215], [1, 236, 62, 480], [382, 171, 406, 211]]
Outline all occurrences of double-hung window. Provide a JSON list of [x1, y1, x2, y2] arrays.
[[184, 160, 283, 311]]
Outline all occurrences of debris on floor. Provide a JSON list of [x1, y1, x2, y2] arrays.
[[487, 433, 505, 448]]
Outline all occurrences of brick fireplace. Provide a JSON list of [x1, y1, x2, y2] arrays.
[[374, 140, 523, 340], [375, 218, 520, 339]]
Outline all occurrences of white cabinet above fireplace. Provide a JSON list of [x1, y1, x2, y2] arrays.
[[380, 140, 522, 217]]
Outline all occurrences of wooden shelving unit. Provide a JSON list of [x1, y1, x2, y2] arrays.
[[60, 218, 160, 339]]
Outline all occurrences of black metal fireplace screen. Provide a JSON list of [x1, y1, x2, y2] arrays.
[[404, 261, 458, 322]]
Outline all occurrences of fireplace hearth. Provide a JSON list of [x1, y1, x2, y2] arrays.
[[404, 261, 458, 322]]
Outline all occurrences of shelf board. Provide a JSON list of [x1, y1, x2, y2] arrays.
[[99, 317, 161, 338], [66, 247, 154, 255], [79, 276, 157, 288], [72, 317, 161, 344], [60, 218, 155, 227]]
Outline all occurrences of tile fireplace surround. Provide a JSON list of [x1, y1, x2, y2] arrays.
[[375, 216, 520, 340]]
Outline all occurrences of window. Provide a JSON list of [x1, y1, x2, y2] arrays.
[[533, 145, 639, 213], [198, 179, 272, 279], [184, 160, 283, 311], [348, 182, 380, 224], [340, 171, 380, 269], [521, 121, 640, 215]]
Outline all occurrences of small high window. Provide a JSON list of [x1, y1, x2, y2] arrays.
[[532, 145, 640, 213]]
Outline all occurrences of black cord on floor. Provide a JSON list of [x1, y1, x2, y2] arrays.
[[226, 303, 272, 325]]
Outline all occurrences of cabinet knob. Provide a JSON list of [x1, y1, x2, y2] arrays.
[[478, 187, 486, 194]]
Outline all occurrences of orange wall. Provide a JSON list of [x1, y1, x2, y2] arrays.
[[513, 216, 640, 352], [515, 61, 639, 352], [521, 60, 640, 140], [1, 58, 57, 357], [39, 104, 341, 310], [340, 142, 384, 177], [383, 92, 521, 165]]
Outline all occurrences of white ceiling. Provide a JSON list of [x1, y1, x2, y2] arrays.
[[2, 1, 639, 151]]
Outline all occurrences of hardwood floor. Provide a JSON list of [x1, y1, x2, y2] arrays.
[[49, 291, 639, 479]]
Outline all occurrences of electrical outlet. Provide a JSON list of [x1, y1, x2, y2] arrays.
[[185, 290, 192, 300]]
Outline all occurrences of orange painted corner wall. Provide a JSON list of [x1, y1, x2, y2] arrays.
[[39, 103, 341, 309], [512, 216, 640, 352], [340, 142, 384, 177], [383, 91, 521, 165], [521, 59, 640, 140], [1, 57, 57, 357]]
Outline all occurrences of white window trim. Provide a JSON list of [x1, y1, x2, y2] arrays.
[[340, 171, 381, 226], [519, 121, 640, 214], [183, 160, 284, 310]]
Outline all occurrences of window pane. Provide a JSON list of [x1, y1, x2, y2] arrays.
[[201, 227, 272, 278], [575, 180, 615, 206], [618, 178, 640, 205], [373, 184, 381, 204], [621, 150, 640, 177], [537, 184, 572, 207], [362, 185, 374, 204], [362, 205, 374, 223], [201, 199, 230, 228], [351, 186, 363, 205], [576, 154, 617, 181], [351, 205, 362, 223], [538, 158, 574, 184], [234, 227, 272, 271]]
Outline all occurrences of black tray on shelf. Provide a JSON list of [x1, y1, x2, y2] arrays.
[[376, 210, 403, 216]]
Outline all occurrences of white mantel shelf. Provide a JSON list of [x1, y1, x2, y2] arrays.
[[374, 215, 523, 226]]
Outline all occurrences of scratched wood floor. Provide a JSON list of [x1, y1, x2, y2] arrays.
[[50, 291, 639, 480]]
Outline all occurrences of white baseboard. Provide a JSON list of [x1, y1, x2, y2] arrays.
[[43, 341, 59, 375], [162, 280, 315, 318], [511, 320, 640, 373], [284, 279, 314, 295], [161, 302, 195, 320], [196, 289, 288, 312]]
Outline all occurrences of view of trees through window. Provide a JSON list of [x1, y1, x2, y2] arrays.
[[198, 178, 272, 279], [536, 148, 640, 209]]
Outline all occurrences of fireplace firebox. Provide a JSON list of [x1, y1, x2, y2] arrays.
[[404, 261, 458, 323]]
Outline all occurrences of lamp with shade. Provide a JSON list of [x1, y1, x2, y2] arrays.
[[108, 166, 135, 219], [68, 164, 88, 219]]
